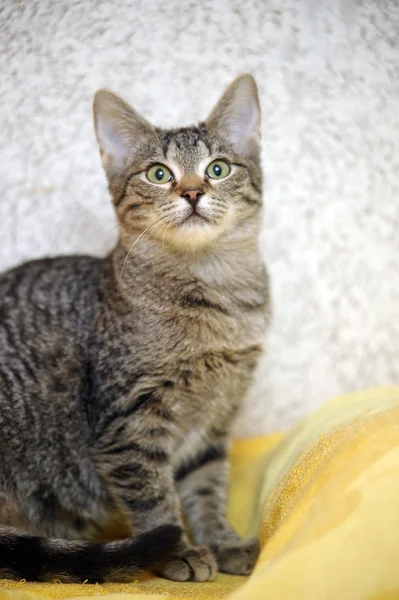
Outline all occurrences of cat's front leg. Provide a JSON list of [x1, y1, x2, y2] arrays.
[[176, 444, 259, 576], [107, 457, 217, 582]]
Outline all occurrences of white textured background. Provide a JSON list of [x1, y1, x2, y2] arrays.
[[1, 0, 398, 436]]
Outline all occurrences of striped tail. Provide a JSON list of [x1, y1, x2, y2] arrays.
[[0, 524, 182, 583]]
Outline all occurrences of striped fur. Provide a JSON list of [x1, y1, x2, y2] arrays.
[[0, 525, 181, 583], [0, 75, 269, 582]]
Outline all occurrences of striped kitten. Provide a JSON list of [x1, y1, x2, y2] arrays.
[[0, 74, 269, 583]]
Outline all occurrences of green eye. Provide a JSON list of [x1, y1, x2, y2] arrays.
[[206, 160, 230, 180], [147, 164, 174, 184]]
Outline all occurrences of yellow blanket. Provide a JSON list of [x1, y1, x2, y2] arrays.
[[1, 386, 399, 600]]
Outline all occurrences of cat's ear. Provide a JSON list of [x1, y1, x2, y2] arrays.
[[93, 89, 154, 179], [206, 74, 261, 159]]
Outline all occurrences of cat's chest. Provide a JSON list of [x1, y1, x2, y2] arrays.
[[112, 254, 269, 361], [141, 283, 267, 356]]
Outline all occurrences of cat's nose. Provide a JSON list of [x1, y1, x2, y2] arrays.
[[181, 188, 204, 208]]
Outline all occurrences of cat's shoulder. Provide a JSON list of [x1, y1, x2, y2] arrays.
[[0, 254, 102, 300]]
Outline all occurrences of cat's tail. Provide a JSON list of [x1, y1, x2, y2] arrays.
[[0, 524, 182, 583]]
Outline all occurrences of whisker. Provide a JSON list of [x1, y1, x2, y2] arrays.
[[117, 217, 166, 294], [98, 223, 120, 240], [203, 231, 215, 249], [162, 222, 172, 248]]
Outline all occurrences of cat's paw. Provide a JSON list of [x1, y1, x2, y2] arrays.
[[157, 545, 217, 582], [211, 538, 260, 575]]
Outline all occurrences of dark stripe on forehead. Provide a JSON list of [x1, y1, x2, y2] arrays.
[[159, 126, 212, 157], [161, 130, 176, 155], [202, 137, 212, 156], [190, 126, 211, 149], [194, 125, 212, 155]]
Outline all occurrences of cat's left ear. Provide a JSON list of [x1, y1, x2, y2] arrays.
[[93, 89, 154, 180], [206, 74, 261, 160]]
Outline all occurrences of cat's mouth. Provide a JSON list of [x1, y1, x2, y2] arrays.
[[183, 212, 210, 225], [160, 203, 229, 250]]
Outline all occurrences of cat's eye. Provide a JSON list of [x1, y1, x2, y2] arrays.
[[206, 160, 230, 180], [147, 164, 174, 185]]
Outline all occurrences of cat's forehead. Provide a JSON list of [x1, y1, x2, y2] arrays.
[[157, 126, 214, 171]]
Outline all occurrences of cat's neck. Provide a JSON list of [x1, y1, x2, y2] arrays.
[[186, 232, 264, 288], [111, 220, 264, 293]]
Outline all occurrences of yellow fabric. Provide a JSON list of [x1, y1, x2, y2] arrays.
[[2, 386, 399, 600]]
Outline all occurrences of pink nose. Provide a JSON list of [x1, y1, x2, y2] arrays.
[[181, 188, 204, 208]]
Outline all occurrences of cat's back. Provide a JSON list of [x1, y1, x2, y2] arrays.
[[0, 254, 101, 305], [0, 255, 102, 348]]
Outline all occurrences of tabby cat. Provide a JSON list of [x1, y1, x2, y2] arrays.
[[0, 74, 269, 583]]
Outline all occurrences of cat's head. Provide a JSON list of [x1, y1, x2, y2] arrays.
[[93, 74, 262, 254]]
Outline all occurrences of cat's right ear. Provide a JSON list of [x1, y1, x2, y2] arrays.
[[93, 90, 154, 180]]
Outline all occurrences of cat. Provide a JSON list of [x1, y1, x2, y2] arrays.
[[0, 74, 269, 583]]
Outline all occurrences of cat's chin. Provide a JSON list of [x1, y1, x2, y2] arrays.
[[161, 219, 227, 253], [181, 213, 210, 226]]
